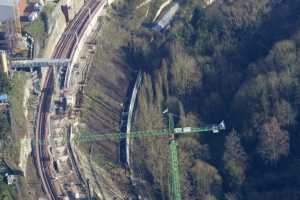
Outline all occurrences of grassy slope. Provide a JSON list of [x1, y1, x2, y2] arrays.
[[80, 14, 131, 163], [0, 182, 14, 200], [80, 0, 150, 163], [78, 0, 161, 197], [8, 72, 27, 161]]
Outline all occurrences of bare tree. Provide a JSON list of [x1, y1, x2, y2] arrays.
[[168, 42, 202, 95], [224, 130, 247, 168], [266, 40, 297, 70], [191, 160, 222, 199], [257, 117, 289, 163], [223, 130, 247, 188]]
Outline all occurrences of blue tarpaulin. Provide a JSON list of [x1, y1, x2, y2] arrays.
[[0, 94, 8, 102]]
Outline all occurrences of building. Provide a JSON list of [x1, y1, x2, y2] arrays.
[[153, 3, 179, 32], [0, 0, 27, 22]]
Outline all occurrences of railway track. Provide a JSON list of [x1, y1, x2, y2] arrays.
[[35, 1, 106, 199], [66, 125, 87, 189]]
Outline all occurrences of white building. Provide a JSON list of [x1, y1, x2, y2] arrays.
[[153, 3, 179, 31], [0, 0, 26, 22]]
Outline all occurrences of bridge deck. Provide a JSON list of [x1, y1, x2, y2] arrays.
[[11, 58, 70, 69]]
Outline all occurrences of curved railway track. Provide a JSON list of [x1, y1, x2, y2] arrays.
[[35, 1, 106, 199]]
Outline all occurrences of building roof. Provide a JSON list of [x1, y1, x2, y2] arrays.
[[0, 0, 26, 22], [0, 0, 21, 7], [157, 3, 179, 30]]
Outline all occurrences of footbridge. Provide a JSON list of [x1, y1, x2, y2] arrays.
[[11, 58, 70, 69]]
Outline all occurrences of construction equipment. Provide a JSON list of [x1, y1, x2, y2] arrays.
[[74, 114, 225, 200]]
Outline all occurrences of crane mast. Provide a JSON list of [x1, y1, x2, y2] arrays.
[[168, 113, 225, 200], [170, 139, 182, 200], [168, 113, 182, 200]]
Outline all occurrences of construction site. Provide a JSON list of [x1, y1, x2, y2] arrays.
[[0, 0, 227, 199], [3, 0, 296, 200], [0, 0, 99, 199]]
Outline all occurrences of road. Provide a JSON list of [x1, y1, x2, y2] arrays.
[[34, 1, 107, 199]]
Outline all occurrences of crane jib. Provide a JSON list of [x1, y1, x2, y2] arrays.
[[71, 119, 225, 200], [73, 121, 225, 144]]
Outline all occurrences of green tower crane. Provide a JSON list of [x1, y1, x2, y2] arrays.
[[74, 116, 225, 200], [167, 112, 225, 200]]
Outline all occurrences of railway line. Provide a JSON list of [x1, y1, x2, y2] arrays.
[[34, 1, 107, 199], [66, 125, 87, 190]]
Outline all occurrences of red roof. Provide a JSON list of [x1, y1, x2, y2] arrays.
[[18, 0, 26, 16]]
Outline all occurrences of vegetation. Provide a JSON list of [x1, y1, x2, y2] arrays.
[[223, 130, 247, 190], [0, 112, 11, 156], [79, 3, 150, 196], [23, 4, 55, 55], [124, 0, 300, 199], [0, 182, 14, 200], [0, 72, 27, 199], [23, 18, 46, 46], [43, 2, 56, 16], [0, 71, 10, 154], [0, 161, 15, 200], [8, 73, 27, 149], [257, 117, 289, 163], [0, 72, 10, 94], [81, 0, 300, 199]]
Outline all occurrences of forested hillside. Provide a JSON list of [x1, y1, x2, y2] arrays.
[[128, 0, 300, 199]]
